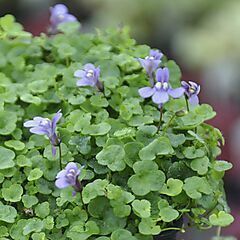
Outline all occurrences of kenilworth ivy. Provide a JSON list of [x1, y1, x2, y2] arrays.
[[0, 6, 234, 240]]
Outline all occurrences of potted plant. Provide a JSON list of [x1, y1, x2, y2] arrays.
[[0, 5, 234, 240]]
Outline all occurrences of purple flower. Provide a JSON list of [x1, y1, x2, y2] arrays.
[[24, 110, 62, 156], [55, 162, 83, 195], [74, 63, 103, 91], [138, 49, 163, 85], [139, 67, 184, 105], [49, 4, 77, 33], [181, 81, 200, 105]]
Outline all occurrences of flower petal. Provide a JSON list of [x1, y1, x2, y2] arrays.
[[152, 90, 169, 104], [56, 169, 66, 178], [189, 95, 199, 105], [138, 87, 155, 98], [162, 67, 169, 82], [52, 110, 62, 130], [156, 68, 164, 82], [74, 70, 85, 78], [29, 127, 49, 135], [168, 87, 185, 98], [65, 162, 78, 172], [55, 177, 70, 189], [24, 120, 39, 128], [76, 78, 94, 87]]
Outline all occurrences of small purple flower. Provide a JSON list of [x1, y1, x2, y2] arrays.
[[139, 67, 184, 105], [74, 63, 103, 91], [55, 162, 83, 195], [49, 4, 77, 34], [138, 49, 163, 85], [24, 110, 62, 156], [181, 81, 200, 105]]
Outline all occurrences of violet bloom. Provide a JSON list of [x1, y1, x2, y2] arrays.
[[49, 4, 77, 34], [74, 63, 103, 91], [24, 110, 62, 156], [138, 49, 163, 85], [139, 67, 184, 105], [55, 162, 83, 195], [181, 81, 200, 105]]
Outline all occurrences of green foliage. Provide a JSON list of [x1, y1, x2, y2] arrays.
[[0, 14, 233, 239]]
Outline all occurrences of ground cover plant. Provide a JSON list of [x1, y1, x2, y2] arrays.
[[0, 5, 234, 240]]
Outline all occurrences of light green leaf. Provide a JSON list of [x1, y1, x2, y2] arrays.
[[28, 168, 43, 181], [160, 178, 183, 196], [0, 146, 15, 169], [139, 137, 174, 161], [96, 145, 126, 171], [183, 176, 212, 199], [132, 200, 151, 218], [2, 184, 23, 202], [0, 205, 17, 223], [209, 211, 234, 227], [190, 156, 209, 175]]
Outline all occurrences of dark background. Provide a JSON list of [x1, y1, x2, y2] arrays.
[[1, 1, 239, 239]]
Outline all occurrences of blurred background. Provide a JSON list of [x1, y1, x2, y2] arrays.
[[0, 0, 239, 239]]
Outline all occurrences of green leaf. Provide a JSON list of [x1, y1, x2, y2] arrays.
[[128, 161, 165, 196], [96, 145, 126, 171], [27, 168, 43, 181], [0, 111, 17, 135], [0, 205, 17, 223], [160, 208, 179, 222], [183, 146, 205, 159], [23, 218, 43, 235], [20, 93, 41, 105], [209, 211, 234, 227], [90, 95, 108, 107], [22, 195, 38, 208], [165, 60, 182, 87], [160, 178, 183, 196], [138, 218, 161, 235], [82, 122, 111, 136], [132, 200, 151, 218], [183, 176, 212, 199], [4, 140, 25, 151], [67, 221, 99, 240], [2, 184, 23, 202], [0, 146, 15, 169], [213, 160, 233, 172], [190, 156, 209, 175], [82, 179, 109, 204], [139, 137, 174, 161], [35, 202, 50, 218], [111, 229, 136, 240], [28, 80, 48, 94], [31, 232, 46, 240], [119, 98, 143, 120], [124, 142, 143, 167], [167, 133, 186, 148]]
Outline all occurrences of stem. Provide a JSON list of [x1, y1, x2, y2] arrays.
[[162, 114, 176, 132], [216, 226, 221, 237], [161, 227, 184, 233], [185, 95, 190, 112], [157, 106, 164, 131], [58, 144, 62, 170]]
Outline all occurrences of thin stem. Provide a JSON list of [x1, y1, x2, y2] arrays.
[[161, 227, 184, 233], [58, 144, 62, 170], [216, 226, 221, 237], [185, 95, 190, 112], [162, 114, 176, 132], [157, 107, 164, 131]]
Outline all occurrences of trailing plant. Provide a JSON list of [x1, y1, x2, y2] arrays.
[[0, 6, 234, 240]]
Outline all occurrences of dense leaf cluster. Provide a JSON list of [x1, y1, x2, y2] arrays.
[[0, 15, 233, 239]]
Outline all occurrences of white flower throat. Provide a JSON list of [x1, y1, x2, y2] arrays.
[[155, 82, 168, 90], [86, 70, 94, 78]]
